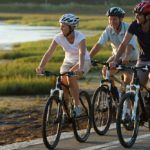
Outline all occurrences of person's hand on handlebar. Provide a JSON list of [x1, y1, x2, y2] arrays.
[[36, 66, 44, 74], [75, 68, 84, 77], [122, 55, 129, 65], [109, 61, 117, 69]]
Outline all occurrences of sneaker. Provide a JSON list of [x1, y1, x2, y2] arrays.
[[73, 106, 83, 117], [123, 113, 134, 131]]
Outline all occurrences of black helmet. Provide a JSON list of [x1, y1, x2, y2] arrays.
[[106, 7, 125, 18]]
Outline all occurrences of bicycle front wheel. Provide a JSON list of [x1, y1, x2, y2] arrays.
[[92, 86, 112, 135], [116, 92, 140, 148], [42, 96, 62, 149], [72, 91, 92, 142]]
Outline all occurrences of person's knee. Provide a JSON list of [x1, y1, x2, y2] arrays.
[[123, 73, 131, 84], [61, 76, 68, 85], [137, 71, 148, 87]]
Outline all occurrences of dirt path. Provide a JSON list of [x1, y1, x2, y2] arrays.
[[0, 96, 47, 145], [0, 94, 92, 145]]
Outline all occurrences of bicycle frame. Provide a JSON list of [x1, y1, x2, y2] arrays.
[[49, 73, 76, 120], [97, 62, 123, 102], [122, 66, 149, 122]]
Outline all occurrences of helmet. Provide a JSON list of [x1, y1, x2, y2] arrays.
[[59, 14, 79, 27], [106, 7, 125, 18], [134, 1, 150, 14]]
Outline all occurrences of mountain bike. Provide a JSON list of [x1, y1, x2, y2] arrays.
[[40, 71, 92, 149], [116, 65, 150, 148], [91, 60, 123, 135]]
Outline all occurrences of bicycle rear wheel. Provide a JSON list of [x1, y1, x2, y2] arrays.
[[72, 91, 92, 142], [42, 96, 62, 149], [92, 86, 112, 135], [116, 92, 140, 148]]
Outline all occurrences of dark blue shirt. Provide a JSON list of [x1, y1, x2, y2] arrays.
[[128, 20, 150, 61]]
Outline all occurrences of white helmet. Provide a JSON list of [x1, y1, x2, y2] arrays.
[[59, 14, 79, 27]]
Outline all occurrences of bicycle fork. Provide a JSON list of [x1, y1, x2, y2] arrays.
[[132, 85, 140, 121], [122, 84, 140, 121]]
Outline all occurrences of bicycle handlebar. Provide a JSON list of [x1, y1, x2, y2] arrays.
[[91, 60, 109, 67], [91, 60, 150, 71], [38, 71, 77, 77], [116, 65, 150, 71]]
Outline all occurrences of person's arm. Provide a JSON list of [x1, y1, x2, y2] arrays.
[[114, 32, 133, 63], [90, 43, 101, 58], [106, 55, 115, 63], [90, 29, 108, 59], [78, 39, 86, 72], [36, 40, 57, 73], [122, 44, 134, 64]]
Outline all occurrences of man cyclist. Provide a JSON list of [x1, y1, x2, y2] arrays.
[[111, 2, 150, 88], [36, 14, 91, 117], [111, 1, 150, 119], [90, 7, 139, 98]]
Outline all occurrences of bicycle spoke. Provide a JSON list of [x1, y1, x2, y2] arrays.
[[72, 91, 92, 142], [92, 86, 112, 135], [116, 93, 139, 148], [42, 96, 62, 149]]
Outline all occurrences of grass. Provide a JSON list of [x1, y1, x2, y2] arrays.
[[0, 3, 136, 15], [0, 33, 112, 95], [0, 11, 135, 95], [0, 12, 135, 31]]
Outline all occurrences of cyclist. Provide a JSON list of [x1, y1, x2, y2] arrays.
[[111, 2, 150, 116], [36, 14, 91, 117], [90, 7, 139, 97], [111, 1, 150, 88]]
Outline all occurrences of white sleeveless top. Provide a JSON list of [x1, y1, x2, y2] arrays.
[[53, 30, 90, 63]]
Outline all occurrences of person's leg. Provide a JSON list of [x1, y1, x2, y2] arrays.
[[61, 76, 70, 104], [60, 61, 74, 112], [69, 64, 80, 106], [136, 60, 150, 87], [60, 61, 81, 107], [102, 56, 117, 87], [68, 60, 91, 107]]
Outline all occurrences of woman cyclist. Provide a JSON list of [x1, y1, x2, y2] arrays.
[[36, 14, 91, 117], [112, 1, 150, 88]]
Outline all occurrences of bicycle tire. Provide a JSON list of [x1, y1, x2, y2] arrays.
[[72, 91, 92, 142], [42, 96, 62, 149], [116, 92, 140, 148], [92, 86, 112, 135]]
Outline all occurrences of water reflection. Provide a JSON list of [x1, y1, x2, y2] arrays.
[[0, 22, 59, 50], [0, 22, 97, 50]]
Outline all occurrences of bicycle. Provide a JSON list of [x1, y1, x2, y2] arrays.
[[91, 60, 123, 135], [40, 71, 92, 149], [116, 65, 150, 148]]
